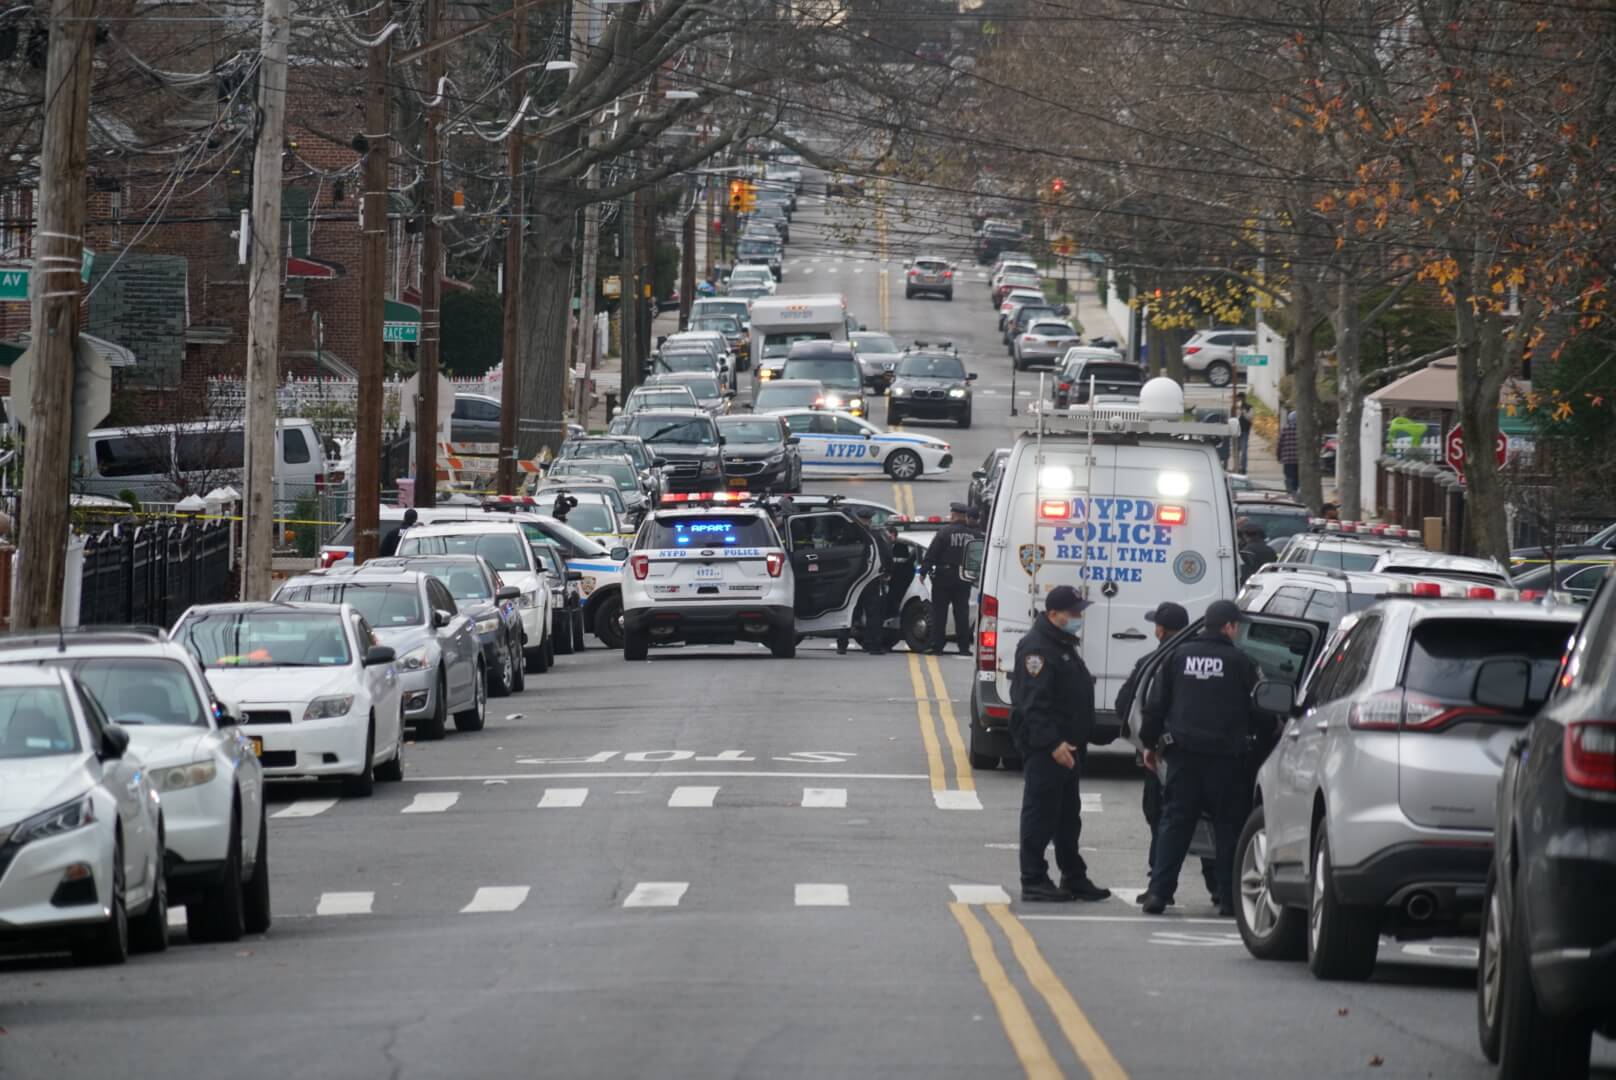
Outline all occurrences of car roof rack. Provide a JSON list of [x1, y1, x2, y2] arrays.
[[1249, 562, 1352, 582], [0, 625, 171, 650]]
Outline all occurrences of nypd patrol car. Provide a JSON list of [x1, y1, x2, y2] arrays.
[[770, 409, 953, 481], [621, 493, 879, 660]]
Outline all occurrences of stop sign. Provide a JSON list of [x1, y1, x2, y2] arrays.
[[1445, 423, 1508, 480]]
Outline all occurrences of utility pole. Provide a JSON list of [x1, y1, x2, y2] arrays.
[[569, 3, 597, 426], [495, 5, 527, 495], [413, 0, 445, 509], [240, 0, 291, 600], [637, 181, 655, 363], [13, 0, 95, 629], [619, 187, 639, 400], [352, 0, 391, 563], [679, 203, 695, 330]]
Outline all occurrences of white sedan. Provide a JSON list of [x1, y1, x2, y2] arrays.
[[0, 666, 167, 964], [172, 602, 405, 797], [771, 408, 954, 481]]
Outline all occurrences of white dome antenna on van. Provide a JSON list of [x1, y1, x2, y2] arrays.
[[1137, 377, 1184, 420]]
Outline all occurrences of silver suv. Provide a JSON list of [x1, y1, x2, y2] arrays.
[[1236, 598, 1581, 981]]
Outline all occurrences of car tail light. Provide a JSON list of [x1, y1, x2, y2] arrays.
[[908, 269, 918, 277], [1520, 589, 1544, 600], [1351, 689, 1502, 732], [314, 472, 326, 493], [943, 270, 953, 278], [978, 593, 998, 673], [629, 554, 650, 580], [1348, 689, 1406, 731], [1411, 581, 1444, 597], [1155, 505, 1186, 525], [1058, 382, 1071, 391], [765, 552, 784, 577], [1467, 586, 1497, 599], [1564, 721, 1616, 792], [1184, 345, 1202, 355], [1023, 334, 1036, 342]]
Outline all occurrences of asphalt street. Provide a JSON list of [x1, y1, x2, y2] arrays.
[[3, 175, 1611, 1080]]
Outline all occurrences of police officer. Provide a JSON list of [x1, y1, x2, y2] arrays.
[[378, 508, 417, 557], [922, 503, 981, 655], [1112, 602, 1190, 881], [838, 514, 894, 655], [1237, 519, 1277, 581], [1137, 600, 1259, 916], [1010, 586, 1112, 903]]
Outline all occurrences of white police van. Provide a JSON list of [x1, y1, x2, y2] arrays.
[[963, 380, 1239, 767]]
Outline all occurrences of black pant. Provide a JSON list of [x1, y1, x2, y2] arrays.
[[1141, 764, 1219, 897], [1147, 750, 1243, 903], [858, 579, 888, 653], [930, 579, 971, 653], [1019, 747, 1089, 886]]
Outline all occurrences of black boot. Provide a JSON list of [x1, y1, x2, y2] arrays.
[[1021, 880, 1075, 903]]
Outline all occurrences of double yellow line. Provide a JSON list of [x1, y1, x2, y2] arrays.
[[891, 482, 917, 516], [906, 651, 973, 795], [950, 903, 1129, 1079]]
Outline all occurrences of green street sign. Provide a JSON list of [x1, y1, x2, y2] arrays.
[[383, 297, 421, 343], [383, 322, 419, 343], [0, 268, 27, 302], [1237, 352, 1269, 367], [81, 249, 93, 283]]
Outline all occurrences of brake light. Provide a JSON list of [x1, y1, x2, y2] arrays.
[[1155, 505, 1186, 525], [1184, 345, 1201, 355], [1411, 582, 1444, 597], [314, 472, 326, 493], [629, 554, 650, 580], [1023, 334, 1036, 342], [1058, 382, 1071, 391], [1040, 499, 1069, 520], [943, 270, 953, 278], [978, 593, 998, 673], [1565, 721, 1616, 792], [765, 551, 784, 577], [908, 269, 918, 277], [1468, 586, 1497, 599], [1520, 589, 1544, 600]]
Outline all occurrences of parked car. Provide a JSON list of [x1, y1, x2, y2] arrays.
[[363, 554, 528, 687], [1013, 320, 1081, 371], [451, 393, 502, 443], [1510, 519, 1616, 568], [967, 448, 1010, 518], [1053, 351, 1138, 408], [850, 331, 904, 391], [1181, 328, 1257, 388], [978, 219, 1028, 264], [528, 540, 587, 654], [82, 419, 328, 504], [1508, 556, 1615, 603]]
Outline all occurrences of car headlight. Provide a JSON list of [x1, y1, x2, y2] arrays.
[[158, 760, 217, 792], [849, 398, 864, 411], [949, 388, 968, 398], [700, 458, 720, 475], [890, 385, 907, 396], [396, 645, 432, 671], [517, 589, 540, 609], [11, 795, 96, 846], [304, 694, 355, 721], [475, 615, 500, 634]]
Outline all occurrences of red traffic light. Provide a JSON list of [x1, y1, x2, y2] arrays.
[[1050, 178, 1065, 194]]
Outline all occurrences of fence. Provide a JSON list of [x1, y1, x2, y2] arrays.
[[77, 521, 233, 627], [1375, 458, 1467, 553]]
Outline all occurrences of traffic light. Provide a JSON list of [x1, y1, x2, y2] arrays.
[[728, 180, 745, 213], [740, 181, 757, 214], [1050, 177, 1065, 195]]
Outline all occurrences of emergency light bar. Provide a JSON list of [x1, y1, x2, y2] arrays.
[[1381, 579, 1519, 601], [1306, 517, 1417, 540], [658, 491, 756, 505]]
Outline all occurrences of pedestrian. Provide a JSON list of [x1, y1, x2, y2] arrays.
[[1235, 393, 1253, 473], [1277, 409, 1299, 497], [1112, 602, 1189, 882], [1010, 585, 1112, 903], [1237, 519, 1278, 581], [378, 508, 417, 557], [1137, 600, 1260, 916], [1320, 501, 1340, 522], [921, 502, 981, 655], [838, 515, 894, 655]]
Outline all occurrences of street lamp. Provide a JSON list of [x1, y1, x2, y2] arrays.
[[545, 60, 578, 72], [663, 90, 700, 100]]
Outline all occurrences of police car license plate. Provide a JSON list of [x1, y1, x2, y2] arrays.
[[696, 566, 722, 579], [249, 736, 263, 757], [727, 478, 747, 489]]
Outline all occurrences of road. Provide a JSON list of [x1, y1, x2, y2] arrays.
[[4, 174, 1610, 1080]]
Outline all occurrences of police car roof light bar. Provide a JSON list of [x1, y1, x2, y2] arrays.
[[1307, 517, 1414, 540], [659, 491, 756, 506]]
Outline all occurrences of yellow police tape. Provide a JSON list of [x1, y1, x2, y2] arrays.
[[76, 507, 342, 527]]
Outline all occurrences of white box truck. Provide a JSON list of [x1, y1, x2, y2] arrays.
[[749, 294, 848, 381]]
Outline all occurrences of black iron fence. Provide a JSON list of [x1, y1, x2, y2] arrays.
[[78, 521, 233, 627]]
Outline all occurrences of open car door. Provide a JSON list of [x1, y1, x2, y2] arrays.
[[785, 510, 878, 636]]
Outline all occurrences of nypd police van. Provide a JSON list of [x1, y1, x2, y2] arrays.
[[964, 380, 1238, 767]]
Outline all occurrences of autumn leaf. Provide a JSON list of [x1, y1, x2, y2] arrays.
[[1553, 400, 1574, 421]]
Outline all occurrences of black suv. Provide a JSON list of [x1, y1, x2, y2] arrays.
[[977, 219, 1027, 264], [1477, 574, 1616, 1075], [886, 344, 976, 429], [615, 409, 724, 493]]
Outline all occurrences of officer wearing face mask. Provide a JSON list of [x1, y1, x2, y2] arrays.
[[1009, 586, 1111, 904]]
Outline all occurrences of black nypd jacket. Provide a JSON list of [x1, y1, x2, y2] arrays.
[[1139, 629, 1259, 756], [1010, 615, 1095, 755]]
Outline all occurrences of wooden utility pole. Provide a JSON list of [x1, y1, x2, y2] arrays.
[[14, 0, 95, 629], [619, 187, 639, 400], [679, 204, 695, 330], [240, 0, 291, 600], [352, 0, 392, 563], [574, 189, 600, 423], [413, 0, 445, 509], [495, 6, 527, 495]]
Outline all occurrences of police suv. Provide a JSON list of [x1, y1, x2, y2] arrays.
[[621, 493, 879, 660]]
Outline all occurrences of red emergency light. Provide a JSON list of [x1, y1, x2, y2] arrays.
[[1155, 505, 1187, 525]]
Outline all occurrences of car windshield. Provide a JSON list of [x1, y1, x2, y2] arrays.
[[643, 515, 777, 548], [738, 241, 778, 257], [897, 354, 965, 378], [66, 658, 208, 727], [1239, 509, 1310, 542], [0, 686, 79, 758], [783, 359, 859, 387], [1404, 619, 1572, 712], [1301, 546, 1383, 572], [394, 560, 492, 601], [400, 532, 530, 572], [660, 376, 719, 399], [851, 333, 898, 354], [718, 419, 784, 444], [567, 441, 648, 470], [559, 503, 615, 534], [654, 353, 714, 375], [627, 415, 719, 446], [731, 269, 771, 283], [277, 582, 424, 627], [177, 611, 353, 668], [691, 317, 739, 334], [755, 385, 821, 410], [695, 302, 748, 322]]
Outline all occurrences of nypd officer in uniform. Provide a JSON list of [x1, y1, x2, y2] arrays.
[[921, 503, 982, 655], [1137, 600, 1259, 916], [1010, 586, 1112, 903]]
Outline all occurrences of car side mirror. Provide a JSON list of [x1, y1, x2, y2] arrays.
[[365, 645, 396, 667], [863, 431, 873, 439], [610, 546, 630, 561], [967, 373, 978, 381], [960, 538, 985, 584], [653, 458, 669, 468], [1252, 680, 1296, 715], [213, 701, 238, 727], [786, 435, 800, 445], [1473, 657, 1532, 711], [971, 469, 986, 480], [100, 723, 130, 760], [859, 324, 868, 331], [495, 585, 520, 601], [432, 608, 453, 629], [566, 570, 585, 582]]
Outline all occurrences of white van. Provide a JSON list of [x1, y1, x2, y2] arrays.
[[963, 381, 1237, 767], [749, 294, 848, 381], [81, 419, 329, 503]]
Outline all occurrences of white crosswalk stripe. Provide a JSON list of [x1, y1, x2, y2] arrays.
[[402, 792, 460, 814], [933, 790, 983, 811], [316, 891, 374, 916], [623, 882, 688, 908], [801, 787, 847, 808], [668, 785, 719, 808], [1082, 793, 1103, 812], [949, 884, 1012, 905], [167, 906, 187, 928], [795, 883, 850, 907], [460, 886, 530, 913], [538, 788, 589, 808], [272, 799, 337, 819]]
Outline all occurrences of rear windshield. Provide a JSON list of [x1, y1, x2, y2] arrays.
[[1072, 363, 1141, 385], [1300, 546, 1381, 572], [400, 532, 529, 572], [277, 582, 424, 627], [1403, 619, 1572, 710], [783, 358, 860, 387], [1241, 509, 1310, 542], [643, 515, 777, 549]]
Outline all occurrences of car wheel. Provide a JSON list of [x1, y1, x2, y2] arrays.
[[509, 636, 527, 692], [887, 407, 903, 426], [375, 714, 405, 782], [191, 805, 246, 942], [623, 626, 649, 661], [969, 751, 999, 770], [1206, 360, 1232, 388], [1477, 869, 1505, 1063], [129, 821, 169, 954], [1306, 823, 1379, 981], [769, 627, 797, 659], [243, 804, 272, 934], [525, 632, 550, 675], [74, 835, 128, 966], [1234, 805, 1306, 961], [905, 289, 915, 299], [544, 629, 556, 669], [944, 291, 953, 302], [454, 663, 487, 732], [418, 677, 448, 740], [902, 600, 931, 653], [593, 592, 626, 649], [572, 612, 586, 652], [490, 641, 514, 695], [959, 407, 972, 429], [885, 449, 922, 480], [342, 719, 376, 799], [554, 614, 575, 655], [1494, 864, 1594, 1076], [1013, 355, 1025, 371]]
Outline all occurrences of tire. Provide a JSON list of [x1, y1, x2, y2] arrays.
[[887, 408, 903, 427], [901, 600, 931, 653], [623, 626, 649, 661], [885, 449, 922, 481], [969, 751, 999, 770], [959, 407, 972, 429], [509, 636, 526, 692], [1477, 869, 1505, 1064], [1234, 805, 1306, 961], [375, 718, 405, 782], [770, 627, 797, 659], [944, 291, 953, 302], [454, 663, 487, 732], [1013, 355, 1026, 371], [129, 823, 168, 954], [416, 677, 448, 741], [243, 805, 271, 935], [489, 640, 514, 696], [554, 614, 575, 655], [1491, 866, 1595, 1077], [342, 720, 376, 798], [593, 592, 626, 649], [1306, 824, 1379, 981], [1206, 360, 1232, 388], [572, 612, 586, 652], [905, 288, 915, 299], [190, 805, 246, 942], [74, 836, 128, 966], [545, 630, 556, 669]]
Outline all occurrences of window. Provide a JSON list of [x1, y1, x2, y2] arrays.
[[409, 560, 492, 600], [401, 532, 530, 572], [0, 686, 79, 759], [896, 354, 965, 379], [788, 513, 864, 549], [1312, 616, 1380, 705], [625, 415, 718, 447], [1262, 586, 1310, 617], [94, 434, 169, 478], [1303, 590, 1342, 626], [67, 658, 206, 727], [779, 413, 815, 436], [456, 397, 500, 422], [1563, 564, 1611, 596], [282, 427, 311, 465], [278, 582, 424, 627], [425, 579, 458, 616], [1404, 618, 1571, 712], [177, 611, 353, 668], [175, 430, 245, 472]]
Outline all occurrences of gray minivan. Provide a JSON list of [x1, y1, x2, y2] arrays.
[[81, 418, 328, 502]]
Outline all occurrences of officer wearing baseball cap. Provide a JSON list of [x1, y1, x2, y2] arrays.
[[921, 502, 983, 654], [1009, 585, 1112, 903], [1137, 599, 1260, 916]]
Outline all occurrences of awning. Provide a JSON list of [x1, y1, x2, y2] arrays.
[[1368, 355, 1532, 412], [288, 255, 345, 280], [10, 331, 136, 368], [400, 277, 473, 306]]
